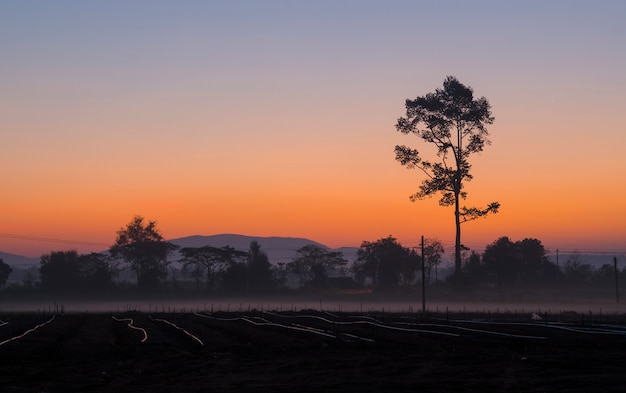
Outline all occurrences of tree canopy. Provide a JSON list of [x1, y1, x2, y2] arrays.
[[39, 250, 112, 293], [246, 241, 274, 293], [471, 236, 557, 288], [352, 236, 417, 289], [423, 238, 445, 284], [179, 245, 248, 291], [110, 215, 177, 291], [395, 76, 499, 276], [287, 244, 347, 288]]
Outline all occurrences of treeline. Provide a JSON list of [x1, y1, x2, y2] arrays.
[[0, 217, 624, 296]]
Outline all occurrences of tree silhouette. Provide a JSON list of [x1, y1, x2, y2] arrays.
[[481, 236, 556, 288], [423, 238, 445, 284], [287, 244, 347, 288], [562, 253, 594, 287], [353, 236, 416, 289], [39, 250, 81, 292], [0, 258, 13, 288], [179, 245, 248, 292], [395, 76, 499, 276], [247, 241, 274, 293], [78, 252, 113, 292], [110, 216, 177, 291]]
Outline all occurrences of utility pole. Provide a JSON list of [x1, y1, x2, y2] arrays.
[[556, 249, 559, 271], [614, 256, 619, 303], [555, 249, 559, 283], [421, 235, 426, 313]]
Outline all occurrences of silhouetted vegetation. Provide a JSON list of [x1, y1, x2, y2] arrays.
[[462, 237, 558, 288], [179, 245, 248, 291], [110, 216, 178, 291], [178, 241, 280, 295], [245, 241, 276, 293], [39, 250, 113, 294], [352, 236, 418, 289], [1, 217, 624, 302], [395, 76, 499, 276], [0, 258, 13, 288], [423, 238, 445, 284], [287, 244, 347, 288]]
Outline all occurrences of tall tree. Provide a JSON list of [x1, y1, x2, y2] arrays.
[[110, 216, 177, 291], [395, 76, 499, 276], [287, 244, 347, 288]]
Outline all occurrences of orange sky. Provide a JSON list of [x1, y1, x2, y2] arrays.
[[1, 1, 625, 259]]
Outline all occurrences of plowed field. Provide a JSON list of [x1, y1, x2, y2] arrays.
[[2, 311, 626, 392]]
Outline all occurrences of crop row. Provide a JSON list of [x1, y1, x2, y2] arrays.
[[3, 310, 626, 355]]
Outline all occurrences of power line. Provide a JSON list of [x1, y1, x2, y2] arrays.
[[0, 233, 110, 247], [1, 232, 623, 256]]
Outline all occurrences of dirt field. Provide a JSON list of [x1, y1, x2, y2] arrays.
[[1, 310, 626, 392]]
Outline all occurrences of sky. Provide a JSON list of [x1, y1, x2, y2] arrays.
[[1, 0, 625, 259]]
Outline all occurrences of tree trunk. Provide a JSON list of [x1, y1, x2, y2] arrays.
[[455, 191, 462, 276], [455, 118, 463, 277]]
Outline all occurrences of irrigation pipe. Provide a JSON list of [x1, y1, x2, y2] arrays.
[[396, 321, 547, 340], [112, 315, 148, 343], [444, 318, 626, 337], [264, 311, 460, 338], [241, 316, 337, 339], [0, 315, 56, 347], [149, 316, 204, 346], [291, 323, 375, 342], [536, 324, 626, 336], [193, 313, 241, 322], [194, 312, 338, 339]]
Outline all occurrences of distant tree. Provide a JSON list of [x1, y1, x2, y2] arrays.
[[287, 244, 347, 288], [78, 253, 113, 292], [22, 270, 36, 289], [110, 216, 177, 291], [562, 253, 594, 287], [423, 239, 445, 284], [482, 237, 519, 287], [39, 251, 113, 293], [180, 249, 207, 291], [179, 245, 248, 291], [593, 263, 615, 287], [352, 236, 416, 289], [395, 76, 500, 276], [0, 258, 13, 288], [221, 261, 248, 293], [482, 237, 521, 287], [272, 262, 288, 289], [40, 250, 81, 292], [247, 241, 274, 293], [481, 236, 555, 288], [463, 251, 483, 286], [515, 238, 558, 286]]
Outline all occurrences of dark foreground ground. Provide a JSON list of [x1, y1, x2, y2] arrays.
[[1, 310, 626, 392]]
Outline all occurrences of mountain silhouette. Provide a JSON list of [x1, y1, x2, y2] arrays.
[[0, 251, 39, 268], [169, 234, 358, 265]]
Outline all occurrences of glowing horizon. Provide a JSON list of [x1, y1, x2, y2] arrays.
[[1, 1, 624, 259]]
